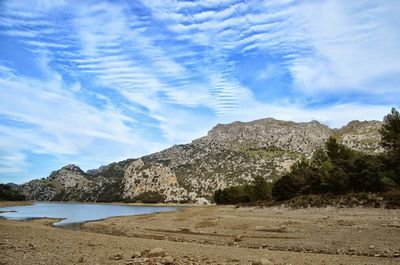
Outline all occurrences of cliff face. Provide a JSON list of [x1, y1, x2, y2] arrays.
[[19, 118, 382, 203]]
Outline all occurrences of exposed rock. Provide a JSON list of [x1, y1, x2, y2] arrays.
[[337, 120, 383, 154], [161, 256, 174, 264], [148, 248, 165, 257], [234, 235, 242, 242], [123, 159, 189, 202], [111, 253, 123, 260], [252, 258, 274, 265], [140, 249, 150, 257]]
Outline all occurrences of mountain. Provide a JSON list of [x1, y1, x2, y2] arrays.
[[19, 118, 382, 203]]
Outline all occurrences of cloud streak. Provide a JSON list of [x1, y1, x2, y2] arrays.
[[0, 0, 399, 182]]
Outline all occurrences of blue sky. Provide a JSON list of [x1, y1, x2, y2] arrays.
[[0, 0, 399, 184]]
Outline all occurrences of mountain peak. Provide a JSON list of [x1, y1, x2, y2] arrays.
[[60, 164, 83, 172]]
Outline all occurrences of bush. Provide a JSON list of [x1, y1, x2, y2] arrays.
[[214, 185, 252, 204], [271, 174, 301, 201], [381, 177, 398, 191], [384, 190, 400, 209], [214, 176, 272, 204], [253, 176, 272, 201], [0, 184, 26, 201]]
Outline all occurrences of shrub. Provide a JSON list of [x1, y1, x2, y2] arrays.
[[271, 174, 301, 201], [384, 190, 400, 209], [253, 176, 272, 201], [0, 184, 26, 201], [213, 176, 272, 204], [214, 185, 252, 204]]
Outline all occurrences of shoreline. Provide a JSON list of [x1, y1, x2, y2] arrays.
[[0, 200, 194, 207], [0, 200, 33, 207], [0, 200, 188, 227]]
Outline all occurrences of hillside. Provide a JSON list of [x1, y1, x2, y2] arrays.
[[19, 118, 382, 203]]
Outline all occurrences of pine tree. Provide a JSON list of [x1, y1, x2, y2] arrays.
[[380, 107, 400, 155]]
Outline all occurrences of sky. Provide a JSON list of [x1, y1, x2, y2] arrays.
[[0, 0, 399, 184]]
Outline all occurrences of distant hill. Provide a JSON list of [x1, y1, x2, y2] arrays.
[[4, 183, 19, 190]]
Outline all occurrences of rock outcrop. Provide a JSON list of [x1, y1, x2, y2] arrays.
[[19, 118, 382, 203], [122, 159, 189, 202]]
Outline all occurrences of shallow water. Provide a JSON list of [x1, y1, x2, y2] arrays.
[[0, 202, 178, 226]]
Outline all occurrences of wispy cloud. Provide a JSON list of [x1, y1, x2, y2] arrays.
[[0, 0, 398, 182], [0, 62, 164, 182]]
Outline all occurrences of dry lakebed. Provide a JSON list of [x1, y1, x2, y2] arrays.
[[1, 201, 400, 265]]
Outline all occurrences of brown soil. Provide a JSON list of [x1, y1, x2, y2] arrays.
[[1, 204, 400, 264], [0, 201, 32, 207]]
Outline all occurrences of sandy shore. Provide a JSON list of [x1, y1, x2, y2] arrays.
[[1, 204, 400, 264], [0, 201, 32, 207]]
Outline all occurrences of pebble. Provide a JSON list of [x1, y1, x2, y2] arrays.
[[112, 254, 123, 260], [141, 249, 150, 257], [161, 256, 174, 264], [148, 248, 166, 257], [234, 235, 242, 242], [252, 258, 274, 265]]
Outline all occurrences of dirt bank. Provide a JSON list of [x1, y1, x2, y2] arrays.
[[0, 201, 32, 207]]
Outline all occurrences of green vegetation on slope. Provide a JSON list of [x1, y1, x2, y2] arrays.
[[214, 108, 400, 207], [213, 176, 272, 204], [0, 184, 25, 201]]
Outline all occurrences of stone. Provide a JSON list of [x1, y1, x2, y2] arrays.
[[369, 245, 375, 250], [112, 254, 123, 260], [161, 256, 175, 264], [148, 248, 165, 258], [252, 258, 274, 265], [234, 235, 242, 242], [132, 251, 142, 258], [140, 249, 150, 257]]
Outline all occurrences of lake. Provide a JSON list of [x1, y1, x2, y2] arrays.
[[0, 202, 178, 226]]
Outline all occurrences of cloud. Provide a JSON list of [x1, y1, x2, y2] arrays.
[[144, 0, 400, 99], [0, 0, 398, 183], [289, 0, 400, 94], [0, 62, 164, 182]]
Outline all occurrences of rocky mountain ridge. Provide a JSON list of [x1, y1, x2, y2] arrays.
[[19, 118, 383, 203]]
